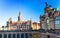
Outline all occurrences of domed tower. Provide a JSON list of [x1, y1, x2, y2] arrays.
[[18, 11, 22, 23], [7, 17, 12, 30], [9, 17, 12, 24]]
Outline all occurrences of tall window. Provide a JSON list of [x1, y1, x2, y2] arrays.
[[55, 16, 60, 29], [46, 17, 50, 29]]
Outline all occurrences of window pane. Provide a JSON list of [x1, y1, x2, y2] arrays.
[[55, 17, 60, 29]]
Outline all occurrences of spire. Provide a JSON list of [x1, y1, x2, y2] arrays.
[[30, 18, 32, 21], [18, 11, 22, 23], [19, 11, 21, 16]]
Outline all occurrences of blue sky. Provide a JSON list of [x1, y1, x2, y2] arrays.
[[0, 0, 60, 27]]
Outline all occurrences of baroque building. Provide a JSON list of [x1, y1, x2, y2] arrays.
[[40, 2, 60, 38], [6, 12, 32, 31], [5, 12, 40, 31]]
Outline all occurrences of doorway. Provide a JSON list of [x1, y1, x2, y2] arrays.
[[47, 35, 50, 38]]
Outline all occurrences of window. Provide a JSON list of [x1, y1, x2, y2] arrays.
[[46, 17, 50, 29], [55, 16, 60, 29]]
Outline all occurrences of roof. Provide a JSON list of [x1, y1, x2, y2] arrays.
[[11, 21, 28, 25], [22, 21, 27, 24]]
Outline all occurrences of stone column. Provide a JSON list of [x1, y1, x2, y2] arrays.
[[32, 33, 33, 38], [36, 33, 38, 38], [2, 34, 4, 38], [24, 33, 25, 38], [11, 34, 13, 38], [7, 34, 8, 38], [28, 33, 30, 38], [16, 33, 17, 38], [20, 33, 21, 38]]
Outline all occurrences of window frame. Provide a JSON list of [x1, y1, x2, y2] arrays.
[[54, 16, 60, 29]]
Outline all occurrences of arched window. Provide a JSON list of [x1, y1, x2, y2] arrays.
[[55, 16, 60, 29], [46, 17, 50, 29]]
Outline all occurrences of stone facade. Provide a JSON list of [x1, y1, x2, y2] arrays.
[[40, 2, 60, 38], [6, 12, 32, 31]]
